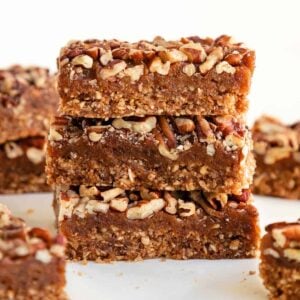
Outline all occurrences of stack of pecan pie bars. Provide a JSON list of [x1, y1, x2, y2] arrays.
[[47, 35, 260, 261]]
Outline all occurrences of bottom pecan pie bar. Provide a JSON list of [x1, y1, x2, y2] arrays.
[[54, 186, 260, 262], [0, 204, 66, 300], [260, 221, 300, 299], [0, 136, 49, 194]]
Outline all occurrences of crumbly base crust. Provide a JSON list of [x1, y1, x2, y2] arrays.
[[253, 157, 300, 199], [0, 174, 50, 194], [0, 284, 67, 300]]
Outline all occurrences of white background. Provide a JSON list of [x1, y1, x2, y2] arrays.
[[0, 0, 300, 124], [1, 2, 300, 298]]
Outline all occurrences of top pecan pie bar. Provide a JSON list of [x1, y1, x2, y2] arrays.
[[57, 35, 255, 118]]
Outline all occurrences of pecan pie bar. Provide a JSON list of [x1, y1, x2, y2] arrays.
[[0, 137, 49, 194], [47, 115, 254, 194], [252, 116, 300, 199], [0, 204, 66, 300], [260, 221, 300, 299], [57, 35, 255, 118], [0, 65, 58, 144], [54, 186, 259, 262]]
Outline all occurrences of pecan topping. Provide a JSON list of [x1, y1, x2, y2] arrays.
[[126, 198, 165, 220], [175, 118, 195, 134], [26, 147, 44, 165], [110, 197, 129, 212], [149, 57, 170, 75], [112, 116, 156, 133], [158, 117, 176, 149], [178, 200, 196, 217], [182, 63, 196, 76], [100, 61, 127, 79], [159, 49, 188, 63], [158, 143, 178, 161], [79, 185, 99, 197], [199, 47, 223, 74], [72, 55, 94, 69], [179, 42, 207, 63], [195, 116, 215, 142], [124, 65, 144, 82], [225, 52, 242, 66], [49, 128, 63, 141], [164, 192, 177, 215], [4, 142, 23, 159], [100, 50, 113, 66], [203, 192, 228, 209], [85, 47, 99, 59], [101, 188, 124, 202], [215, 61, 236, 74]]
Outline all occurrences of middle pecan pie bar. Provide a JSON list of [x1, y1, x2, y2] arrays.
[[0, 136, 49, 194], [54, 186, 259, 262], [47, 115, 254, 194]]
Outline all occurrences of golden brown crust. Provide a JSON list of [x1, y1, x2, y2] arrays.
[[57, 35, 254, 118]]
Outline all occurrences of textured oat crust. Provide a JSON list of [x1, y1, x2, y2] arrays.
[[57, 35, 254, 118], [252, 116, 300, 199], [0, 262, 67, 300], [54, 186, 259, 262], [0, 137, 49, 194], [0, 65, 58, 144], [47, 115, 254, 194], [260, 222, 300, 299], [253, 157, 300, 199]]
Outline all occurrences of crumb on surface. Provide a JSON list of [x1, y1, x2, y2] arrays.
[[26, 208, 35, 215]]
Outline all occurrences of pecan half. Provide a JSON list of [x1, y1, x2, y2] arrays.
[[199, 47, 223, 74], [72, 55, 93, 69], [158, 117, 176, 149]]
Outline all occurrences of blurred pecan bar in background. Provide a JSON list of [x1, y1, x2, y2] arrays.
[[260, 221, 300, 299], [0, 66, 58, 144], [0, 65, 59, 193], [54, 186, 259, 262], [252, 116, 300, 199], [0, 204, 66, 299], [0, 137, 48, 193], [47, 115, 254, 194], [57, 35, 255, 118]]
